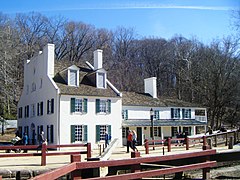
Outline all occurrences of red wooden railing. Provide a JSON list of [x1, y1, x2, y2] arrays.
[[144, 129, 240, 154], [0, 142, 91, 166], [31, 149, 217, 180]]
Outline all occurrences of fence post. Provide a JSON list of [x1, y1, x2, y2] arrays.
[[87, 143, 91, 158], [234, 131, 237, 144], [144, 139, 149, 154], [228, 136, 233, 149], [131, 151, 141, 173], [185, 137, 189, 150], [41, 142, 47, 166], [71, 154, 82, 180], [167, 138, 171, 152], [225, 133, 228, 146], [202, 136, 209, 150], [203, 153, 211, 180], [214, 135, 217, 147]]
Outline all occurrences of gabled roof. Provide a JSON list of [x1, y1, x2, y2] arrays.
[[53, 62, 119, 98], [122, 91, 202, 108]]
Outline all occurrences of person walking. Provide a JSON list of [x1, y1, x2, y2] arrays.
[[126, 130, 133, 153], [22, 132, 28, 153], [105, 131, 109, 148], [23, 132, 28, 145], [132, 130, 138, 152], [39, 131, 45, 145]]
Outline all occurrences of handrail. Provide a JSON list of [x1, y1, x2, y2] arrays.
[[32, 149, 216, 180], [0, 143, 91, 166], [144, 129, 239, 153]]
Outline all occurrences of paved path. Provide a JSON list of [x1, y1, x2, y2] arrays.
[[0, 144, 239, 179]]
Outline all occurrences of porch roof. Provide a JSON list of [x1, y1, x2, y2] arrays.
[[122, 119, 207, 127]]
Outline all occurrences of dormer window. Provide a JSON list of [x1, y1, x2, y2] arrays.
[[97, 72, 105, 88], [70, 70, 77, 86], [67, 65, 79, 86]]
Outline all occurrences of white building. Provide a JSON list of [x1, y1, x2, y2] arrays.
[[121, 77, 207, 145], [17, 44, 122, 148], [17, 43, 207, 148]]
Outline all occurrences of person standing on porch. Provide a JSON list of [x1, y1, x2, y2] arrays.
[[132, 130, 138, 152]]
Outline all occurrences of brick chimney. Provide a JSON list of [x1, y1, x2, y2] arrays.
[[94, 49, 103, 70], [144, 77, 157, 98]]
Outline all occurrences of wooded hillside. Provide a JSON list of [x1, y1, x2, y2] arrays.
[[0, 12, 239, 129]]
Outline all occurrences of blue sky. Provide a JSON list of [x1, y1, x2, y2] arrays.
[[1, 0, 239, 44]]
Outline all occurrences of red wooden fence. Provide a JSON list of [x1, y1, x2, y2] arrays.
[[145, 129, 239, 154], [32, 149, 216, 180], [0, 142, 91, 166]]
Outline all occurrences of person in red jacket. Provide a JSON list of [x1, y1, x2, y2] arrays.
[[127, 130, 133, 153]]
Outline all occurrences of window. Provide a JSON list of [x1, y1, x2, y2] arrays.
[[183, 127, 191, 136], [96, 99, 111, 114], [150, 127, 161, 137], [122, 127, 129, 138], [195, 109, 206, 116], [69, 70, 77, 86], [154, 110, 160, 120], [96, 125, 111, 142], [171, 127, 178, 137], [71, 125, 88, 143], [122, 110, 128, 120], [97, 72, 105, 88], [18, 126, 22, 138], [30, 104, 35, 117], [37, 125, 43, 141], [24, 105, 29, 118], [71, 98, 87, 113], [18, 107, 23, 119], [182, 109, 191, 119], [171, 108, 180, 119], [47, 98, 54, 114], [37, 102, 43, 116]]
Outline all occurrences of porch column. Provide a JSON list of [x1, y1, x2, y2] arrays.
[[192, 126, 196, 135]]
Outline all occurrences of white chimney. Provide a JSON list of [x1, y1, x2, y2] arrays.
[[94, 49, 103, 70], [43, 44, 55, 78], [144, 77, 157, 98]]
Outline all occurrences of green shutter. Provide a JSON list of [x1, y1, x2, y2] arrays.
[[96, 99, 100, 113], [182, 109, 185, 119], [84, 125, 88, 142], [171, 108, 174, 118], [47, 100, 50, 114], [51, 98, 54, 113], [71, 98, 75, 113], [155, 110, 159, 120], [108, 125, 111, 137], [41, 102, 43, 115], [71, 125, 75, 143], [50, 125, 54, 143], [96, 125, 100, 142], [83, 99, 88, 113], [189, 109, 191, 119], [178, 108, 180, 118], [107, 99, 111, 113], [126, 110, 128, 120]]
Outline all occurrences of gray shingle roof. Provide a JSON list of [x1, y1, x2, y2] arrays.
[[122, 119, 207, 127], [122, 91, 201, 107], [53, 62, 119, 97]]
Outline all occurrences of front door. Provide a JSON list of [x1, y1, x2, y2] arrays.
[[137, 127, 142, 145]]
